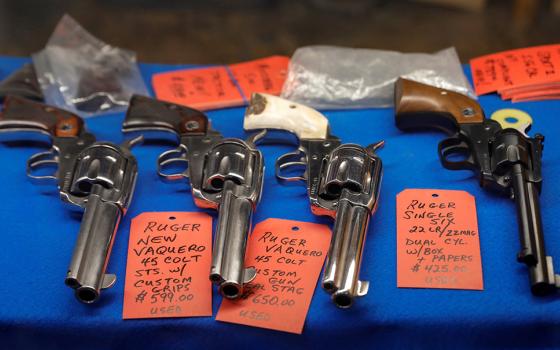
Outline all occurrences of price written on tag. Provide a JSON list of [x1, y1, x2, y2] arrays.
[[396, 189, 483, 290], [216, 218, 331, 334], [152, 56, 289, 110], [123, 212, 213, 319], [470, 44, 560, 95]]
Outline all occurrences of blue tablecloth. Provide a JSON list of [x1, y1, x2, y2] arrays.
[[0, 56, 559, 349]]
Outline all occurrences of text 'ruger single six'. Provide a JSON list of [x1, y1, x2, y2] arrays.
[[0, 96, 138, 303], [122, 95, 265, 299], [394, 78, 560, 295], [244, 93, 383, 308]]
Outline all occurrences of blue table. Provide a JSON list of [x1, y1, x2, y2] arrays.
[[1, 56, 559, 349]]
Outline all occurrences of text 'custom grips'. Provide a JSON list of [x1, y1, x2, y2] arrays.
[[0, 96, 83, 138], [395, 78, 485, 134], [123, 95, 210, 137]]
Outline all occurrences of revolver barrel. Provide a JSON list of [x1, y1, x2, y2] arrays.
[[65, 191, 121, 303], [323, 199, 370, 308], [210, 180, 256, 299], [511, 164, 559, 294]]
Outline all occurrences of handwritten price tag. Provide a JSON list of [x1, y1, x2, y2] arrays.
[[152, 56, 289, 110], [216, 218, 331, 334], [470, 44, 560, 96], [123, 212, 212, 319], [396, 189, 483, 290]]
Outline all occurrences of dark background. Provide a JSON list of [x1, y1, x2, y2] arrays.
[[0, 0, 558, 64]]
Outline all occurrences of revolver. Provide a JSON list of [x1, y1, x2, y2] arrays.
[[122, 95, 264, 299], [244, 93, 383, 308], [0, 96, 138, 303], [394, 78, 559, 295]]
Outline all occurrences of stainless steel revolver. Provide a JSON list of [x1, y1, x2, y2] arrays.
[[244, 93, 383, 308], [122, 95, 264, 299], [0, 96, 138, 303]]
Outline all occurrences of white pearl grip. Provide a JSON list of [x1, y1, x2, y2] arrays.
[[244, 93, 329, 139]]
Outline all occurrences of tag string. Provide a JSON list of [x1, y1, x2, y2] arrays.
[[224, 65, 248, 105]]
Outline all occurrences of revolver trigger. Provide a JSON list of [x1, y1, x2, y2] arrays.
[[438, 137, 475, 171], [157, 147, 189, 181], [26, 149, 59, 181], [275, 150, 307, 182], [101, 274, 117, 289]]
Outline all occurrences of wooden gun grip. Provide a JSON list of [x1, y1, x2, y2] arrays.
[[395, 78, 484, 134], [123, 95, 209, 136], [1, 96, 83, 137]]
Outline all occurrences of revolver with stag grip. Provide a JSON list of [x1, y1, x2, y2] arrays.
[[395, 78, 560, 295], [122, 95, 264, 299], [0, 96, 138, 303], [244, 93, 383, 308]]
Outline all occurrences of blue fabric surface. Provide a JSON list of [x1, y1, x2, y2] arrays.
[[0, 56, 559, 349]]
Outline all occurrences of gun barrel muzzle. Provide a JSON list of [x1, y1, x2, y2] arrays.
[[511, 163, 560, 295], [210, 180, 256, 299], [65, 191, 121, 303], [322, 199, 370, 308]]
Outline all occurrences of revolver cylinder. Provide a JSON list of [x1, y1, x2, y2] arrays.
[[205, 140, 260, 298]]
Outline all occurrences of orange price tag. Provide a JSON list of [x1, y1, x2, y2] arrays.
[[123, 212, 213, 319], [216, 218, 331, 334], [152, 56, 289, 110], [229, 56, 290, 98], [396, 189, 483, 290], [470, 44, 560, 95]]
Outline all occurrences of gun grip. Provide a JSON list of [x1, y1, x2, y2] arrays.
[[395, 78, 484, 134], [123, 95, 209, 136], [244, 93, 329, 139], [0, 64, 43, 102], [0, 96, 83, 138]]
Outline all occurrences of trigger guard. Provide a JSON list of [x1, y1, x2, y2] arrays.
[[26, 149, 59, 181], [275, 150, 307, 182], [157, 147, 189, 181], [438, 137, 475, 171]]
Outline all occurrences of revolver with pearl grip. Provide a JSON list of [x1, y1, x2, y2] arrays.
[[122, 95, 265, 299], [0, 96, 138, 303], [244, 93, 383, 308]]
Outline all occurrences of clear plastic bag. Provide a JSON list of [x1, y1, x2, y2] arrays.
[[281, 46, 475, 109], [32, 15, 148, 116]]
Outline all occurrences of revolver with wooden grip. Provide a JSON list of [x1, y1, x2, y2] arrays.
[[395, 78, 560, 295], [122, 95, 264, 299], [0, 96, 138, 303], [244, 93, 383, 308]]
